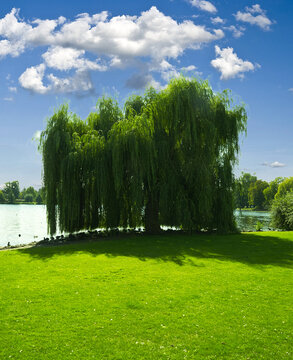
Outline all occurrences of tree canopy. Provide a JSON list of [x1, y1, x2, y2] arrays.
[[248, 180, 269, 210], [263, 177, 284, 206], [275, 177, 293, 199], [234, 172, 257, 209], [40, 77, 247, 235], [2, 181, 20, 204]]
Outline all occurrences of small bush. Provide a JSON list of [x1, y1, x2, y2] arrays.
[[271, 192, 293, 230], [255, 221, 263, 231]]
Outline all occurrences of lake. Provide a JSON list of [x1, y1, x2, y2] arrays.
[[0, 204, 49, 247], [235, 210, 272, 232], [0, 205, 272, 247]]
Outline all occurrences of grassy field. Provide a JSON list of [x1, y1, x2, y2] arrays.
[[0, 232, 292, 359]]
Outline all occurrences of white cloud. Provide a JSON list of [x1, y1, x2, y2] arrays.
[[181, 65, 203, 77], [224, 25, 245, 38], [8, 86, 17, 93], [19, 63, 94, 94], [289, 88, 293, 92], [211, 46, 258, 80], [47, 70, 94, 94], [151, 60, 181, 82], [262, 161, 286, 168], [19, 64, 50, 94], [181, 65, 196, 71], [0, 7, 223, 61], [246, 4, 263, 14], [270, 161, 286, 168], [211, 17, 225, 25], [190, 0, 217, 13], [1, 7, 225, 94], [42, 46, 107, 71], [234, 4, 273, 31], [3, 97, 13, 101], [0, 39, 26, 58]]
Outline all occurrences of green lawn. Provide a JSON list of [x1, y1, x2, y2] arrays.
[[0, 232, 292, 359]]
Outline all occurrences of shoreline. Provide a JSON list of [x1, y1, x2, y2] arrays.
[[0, 228, 284, 252]]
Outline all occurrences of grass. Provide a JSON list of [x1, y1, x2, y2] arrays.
[[0, 232, 292, 359]]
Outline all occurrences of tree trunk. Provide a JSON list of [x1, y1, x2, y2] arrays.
[[144, 195, 161, 234]]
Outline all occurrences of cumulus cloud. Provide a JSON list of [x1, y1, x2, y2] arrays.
[[0, 7, 226, 93], [47, 71, 94, 94], [261, 161, 286, 168], [211, 46, 258, 80], [190, 0, 217, 13], [289, 88, 293, 92], [234, 4, 273, 31], [19, 64, 50, 94], [224, 25, 245, 38], [42, 46, 107, 71], [0, 7, 223, 61], [181, 65, 196, 71], [211, 17, 225, 25], [19, 64, 94, 94]]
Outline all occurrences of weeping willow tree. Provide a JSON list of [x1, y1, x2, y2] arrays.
[[40, 77, 247, 235]]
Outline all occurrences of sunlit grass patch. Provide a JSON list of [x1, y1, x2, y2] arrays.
[[0, 232, 292, 359]]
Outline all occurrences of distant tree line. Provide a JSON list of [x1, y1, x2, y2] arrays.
[[234, 172, 292, 210], [234, 173, 293, 229], [0, 181, 44, 204]]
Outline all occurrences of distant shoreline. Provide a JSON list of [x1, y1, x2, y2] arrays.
[[0, 203, 44, 205]]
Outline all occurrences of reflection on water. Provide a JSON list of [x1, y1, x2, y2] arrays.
[[0, 205, 272, 247], [235, 210, 272, 232]]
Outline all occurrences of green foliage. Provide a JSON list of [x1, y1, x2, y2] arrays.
[[234, 172, 257, 209], [21, 186, 38, 202], [0, 183, 44, 204], [2, 181, 20, 203], [263, 177, 284, 207], [254, 221, 263, 231], [271, 192, 293, 230], [40, 77, 247, 235], [248, 180, 269, 210], [0, 190, 6, 203], [35, 194, 43, 204], [275, 177, 293, 199], [24, 194, 34, 203], [124, 94, 145, 118]]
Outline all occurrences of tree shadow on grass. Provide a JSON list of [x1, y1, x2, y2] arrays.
[[19, 232, 293, 268]]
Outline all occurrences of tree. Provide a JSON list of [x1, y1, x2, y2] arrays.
[[0, 190, 6, 203], [2, 181, 20, 204], [37, 187, 45, 204], [248, 180, 269, 210], [40, 77, 247, 235], [36, 194, 43, 204], [21, 186, 37, 202], [263, 177, 284, 207], [24, 194, 34, 203], [271, 192, 293, 230], [234, 172, 257, 209], [275, 177, 293, 199]]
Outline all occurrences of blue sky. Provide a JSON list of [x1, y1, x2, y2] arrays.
[[0, 0, 292, 188]]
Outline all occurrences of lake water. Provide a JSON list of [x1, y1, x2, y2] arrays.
[[235, 210, 272, 232], [0, 205, 272, 247], [0, 204, 49, 247]]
